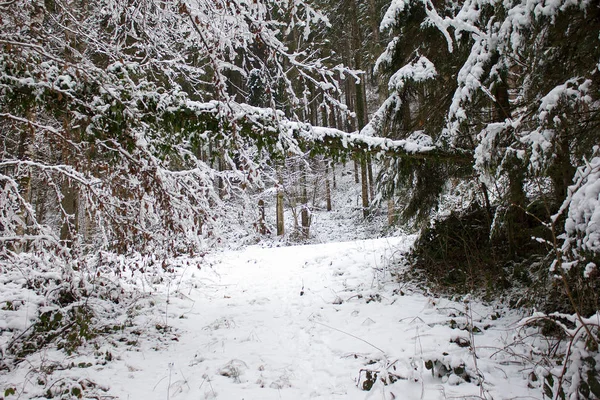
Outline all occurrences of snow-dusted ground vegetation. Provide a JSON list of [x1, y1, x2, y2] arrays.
[[0, 224, 543, 400]]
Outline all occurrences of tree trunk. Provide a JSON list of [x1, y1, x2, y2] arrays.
[[60, 114, 78, 247], [332, 162, 337, 190], [549, 132, 575, 207], [505, 153, 527, 256], [59, 184, 78, 245], [493, 76, 511, 122], [301, 164, 310, 237], [368, 0, 381, 46], [257, 199, 268, 235], [367, 154, 375, 202], [276, 173, 284, 236], [387, 199, 395, 226], [349, 0, 370, 218], [360, 154, 369, 218], [325, 162, 332, 211], [276, 189, 285, 236]]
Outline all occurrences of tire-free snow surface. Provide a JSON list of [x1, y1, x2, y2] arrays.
[[84, 237, 537, 399]]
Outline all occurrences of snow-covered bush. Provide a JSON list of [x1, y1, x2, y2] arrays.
[[520, 312, 600, 400]]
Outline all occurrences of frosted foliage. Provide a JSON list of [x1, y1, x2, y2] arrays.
[[360, 93, 402, 137], [388, 56, 437, 92], [564, 156, 600, 257], [474, 122, 510, 173], [365, 56, 436, 139], [374, 36, 400, 74], [379, 0, 595, 143], [0, 0, 353, 254], [537, 78, 593, 122], [518, 78, 593, 173], [445, 37, 491, 140], [380, 0, 412, 31], [406, 131, 433, 147], [518, 128, 555, 173]]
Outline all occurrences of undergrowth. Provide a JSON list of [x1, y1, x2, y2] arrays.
[[0, 248, 185, 399], [407, 204, 599, 315], [399, 204, 600, 399]]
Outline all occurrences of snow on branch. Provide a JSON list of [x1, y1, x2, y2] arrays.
[[175, 101, 472, 162], [388, 56, 437, 92], [561, 154, 600, 259]]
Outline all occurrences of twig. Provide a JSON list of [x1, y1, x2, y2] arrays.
[[465, 300, 488, 399], [165, 281, 171, 328], [179, 369, 191, 391], [311, 320, 386, 354], [167, 363, 173, 400]]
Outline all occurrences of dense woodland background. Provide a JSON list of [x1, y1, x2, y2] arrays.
[[1, 0, 599, 398]]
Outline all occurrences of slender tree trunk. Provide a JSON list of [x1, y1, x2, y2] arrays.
[[218, 156, 225, 199], [506, 153, 527, 256], [332, 162, 337, 190], [325, 162, 332, 211], [335, 91, 344, 130], [354, 67, 370, 218], [257, 199, 268, 235], [276, 173, 284, 236], [321, 94, 328, 127], [360, 155, 369, 218], [60, 114, 78, 246], [300, 164, 310, 237], [60, 185, 78, 244], [550, 132, 575, 207], [387, 199, 395, 226], [368, 0, 381, 46], [16, 122, 32, 246], [367, 154, 375, 202], [310, 84, 318, 126], [493, 76, 511, 122], [349, 0, 370, 218], [480, 182, 493, 223]]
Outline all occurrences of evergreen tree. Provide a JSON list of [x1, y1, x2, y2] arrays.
[[373, 0, 600, 310]]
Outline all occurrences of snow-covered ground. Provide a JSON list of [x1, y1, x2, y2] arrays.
[[5, 235, 544, 400], [1, 165, 547, 399]]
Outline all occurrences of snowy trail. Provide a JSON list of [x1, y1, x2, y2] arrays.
[[84, 236, 538, 400]]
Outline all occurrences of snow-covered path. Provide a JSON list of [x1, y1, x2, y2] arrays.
[[85, 237, 538, 399]]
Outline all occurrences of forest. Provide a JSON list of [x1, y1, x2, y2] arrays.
[[1, 0, 599, 398]]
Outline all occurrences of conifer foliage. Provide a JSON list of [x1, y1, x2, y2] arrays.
[[374, 0, 599, 288]]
